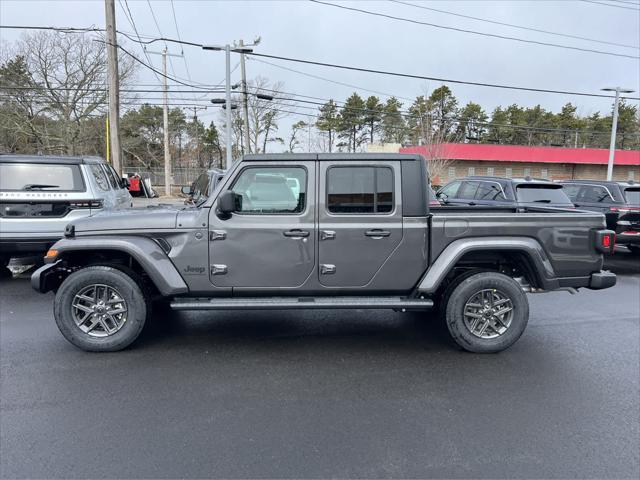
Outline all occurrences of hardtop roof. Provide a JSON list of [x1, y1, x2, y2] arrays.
[[0, 154, 106, 165]]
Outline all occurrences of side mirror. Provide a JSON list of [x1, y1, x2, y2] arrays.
[[437, 191, 448, 202], [120, 178, 130, 189], [181, 186, 192, 195], [216, 190, 236, 219]]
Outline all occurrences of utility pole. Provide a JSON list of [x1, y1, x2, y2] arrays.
[[185, 106, 207, 167], [601, 86, 635, 181], [203, 39, 259, 168], [239, 40, 251, 154], [148, 48, 183, 196], [104, 0, 122, 175]]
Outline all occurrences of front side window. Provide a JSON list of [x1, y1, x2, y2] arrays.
[[192, 173, 210, 204], [438, 180, 461, 199], [457, 181, 480, 200], [562, 184, 581, 201], [90, 165, 109, 191], [230, 167, 306, 214], [327, 166, 393, 214]]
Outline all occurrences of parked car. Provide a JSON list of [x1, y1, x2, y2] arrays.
[[436, 176, 574, 208], [560, 180, 640, 253], [0, 154, 132, 274], [33, 153, 615, 354], [182, 168, 226, 205]]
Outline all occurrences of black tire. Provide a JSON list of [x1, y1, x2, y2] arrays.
[[54, 266, 147, 352], [445, 272, 529, 353]]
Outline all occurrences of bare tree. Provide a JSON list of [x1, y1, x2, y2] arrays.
[[0, 31, 136, 155]]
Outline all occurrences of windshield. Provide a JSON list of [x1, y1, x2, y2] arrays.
[[624, 188, 640, 205], [0, 163, 85, 191], [516, 185, 572, 204]]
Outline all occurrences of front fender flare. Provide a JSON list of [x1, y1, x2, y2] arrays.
[[418, 237, 557, 294], [45, 236, 188, 296]]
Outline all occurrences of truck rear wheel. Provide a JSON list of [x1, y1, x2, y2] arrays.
[[53, 266, 147, 352], [445, 272, 528, 353]]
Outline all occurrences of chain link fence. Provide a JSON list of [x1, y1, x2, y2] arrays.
[[123, 166, 204, 188]]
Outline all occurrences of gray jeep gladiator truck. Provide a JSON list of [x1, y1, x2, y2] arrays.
[[31, 153, 617, 353]]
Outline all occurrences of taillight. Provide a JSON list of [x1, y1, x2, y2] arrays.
[[69, 200, 103, 209], [595, 230, 616, 254], [610, 206, 640, 214]]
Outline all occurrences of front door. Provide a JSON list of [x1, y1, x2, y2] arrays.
[[318, 161, 403, 287], [208, 161, 316, 288]]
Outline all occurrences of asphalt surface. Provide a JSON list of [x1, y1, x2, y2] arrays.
[[1, 254, 639, 479]]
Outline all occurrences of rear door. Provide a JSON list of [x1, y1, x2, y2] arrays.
[[317, 161, 402, 287], [208, 161, 315, 288]]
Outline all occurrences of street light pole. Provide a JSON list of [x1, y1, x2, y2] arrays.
[[602, 86, 635, 181]]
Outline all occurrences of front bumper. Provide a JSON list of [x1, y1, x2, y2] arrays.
[[31, 261, 63, 293], [587, 270, 617, 290], [0, 238, 60, 255]]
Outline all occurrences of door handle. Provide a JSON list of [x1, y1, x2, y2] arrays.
[[364, 229, 391, 238], [283, 229, 310, 238], [320, 230, 336, 240]]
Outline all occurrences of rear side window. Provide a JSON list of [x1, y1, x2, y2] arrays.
[[516, 185, 571, 204], [327, 166, 393, 214], [475, 182, 507, 201], [0, 163, 85, 191], [90, 165, 109, 191], [624, 188, 640, 204], [101, 165, 119, 189]]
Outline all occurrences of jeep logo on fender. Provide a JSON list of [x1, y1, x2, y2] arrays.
[[183, 265, 205, 275]]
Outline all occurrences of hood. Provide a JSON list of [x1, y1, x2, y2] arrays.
[[71, 206, 180, 233]]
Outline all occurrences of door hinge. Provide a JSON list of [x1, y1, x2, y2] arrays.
[[210, 264, 228, 275], [320, 264, 336, 275], [320, 230, 336, 240], [209, 230, 227, 241]]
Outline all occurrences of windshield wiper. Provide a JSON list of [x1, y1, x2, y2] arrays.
[[22, 184, 59, 190]]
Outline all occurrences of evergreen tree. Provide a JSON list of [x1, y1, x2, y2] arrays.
[[338, 93, 366, 152], [381, 97, 406, 144], [363, 96, 383, 144], [316, 99, 339, 153]]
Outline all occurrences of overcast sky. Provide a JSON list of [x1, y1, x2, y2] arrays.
[[1, 0, 639, 129]]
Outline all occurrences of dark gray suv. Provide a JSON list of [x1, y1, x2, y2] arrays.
[[436, 176, 574, 209], [560, 180, 640, 252]]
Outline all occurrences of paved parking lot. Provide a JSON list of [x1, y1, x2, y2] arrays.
[[1, 254, 639, 479]]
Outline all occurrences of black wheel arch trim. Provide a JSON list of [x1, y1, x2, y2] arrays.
[[417, 236, 557, 294], [31, 236, 188, 296]]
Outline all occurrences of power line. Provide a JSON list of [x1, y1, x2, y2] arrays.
[[389, 0, 639, 50], [249, 52, 640, 100], [3, 24, 639, 100], [580, 0, 640, 11], [146, 0, 178, 80], [308, 0, 639, 59], [169, 0, 191, 80], [119, 0, 161, 83]]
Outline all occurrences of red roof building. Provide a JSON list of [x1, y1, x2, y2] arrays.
[[400, 144, 640, 184]]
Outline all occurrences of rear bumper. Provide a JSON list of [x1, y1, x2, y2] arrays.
[[587, 270, 617, 290], [615, 230, 640, 245]]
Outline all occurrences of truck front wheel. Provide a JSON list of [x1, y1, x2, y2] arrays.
[[444, 272, 529, 353], [53, 266, 148, 352]]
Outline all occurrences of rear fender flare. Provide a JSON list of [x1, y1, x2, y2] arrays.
[[418, 237, 556, 294]]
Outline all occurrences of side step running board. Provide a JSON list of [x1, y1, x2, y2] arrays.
[[170, 296, 434, 311]]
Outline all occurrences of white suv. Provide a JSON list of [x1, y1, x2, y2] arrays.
[[0, 154, 132, 274]]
